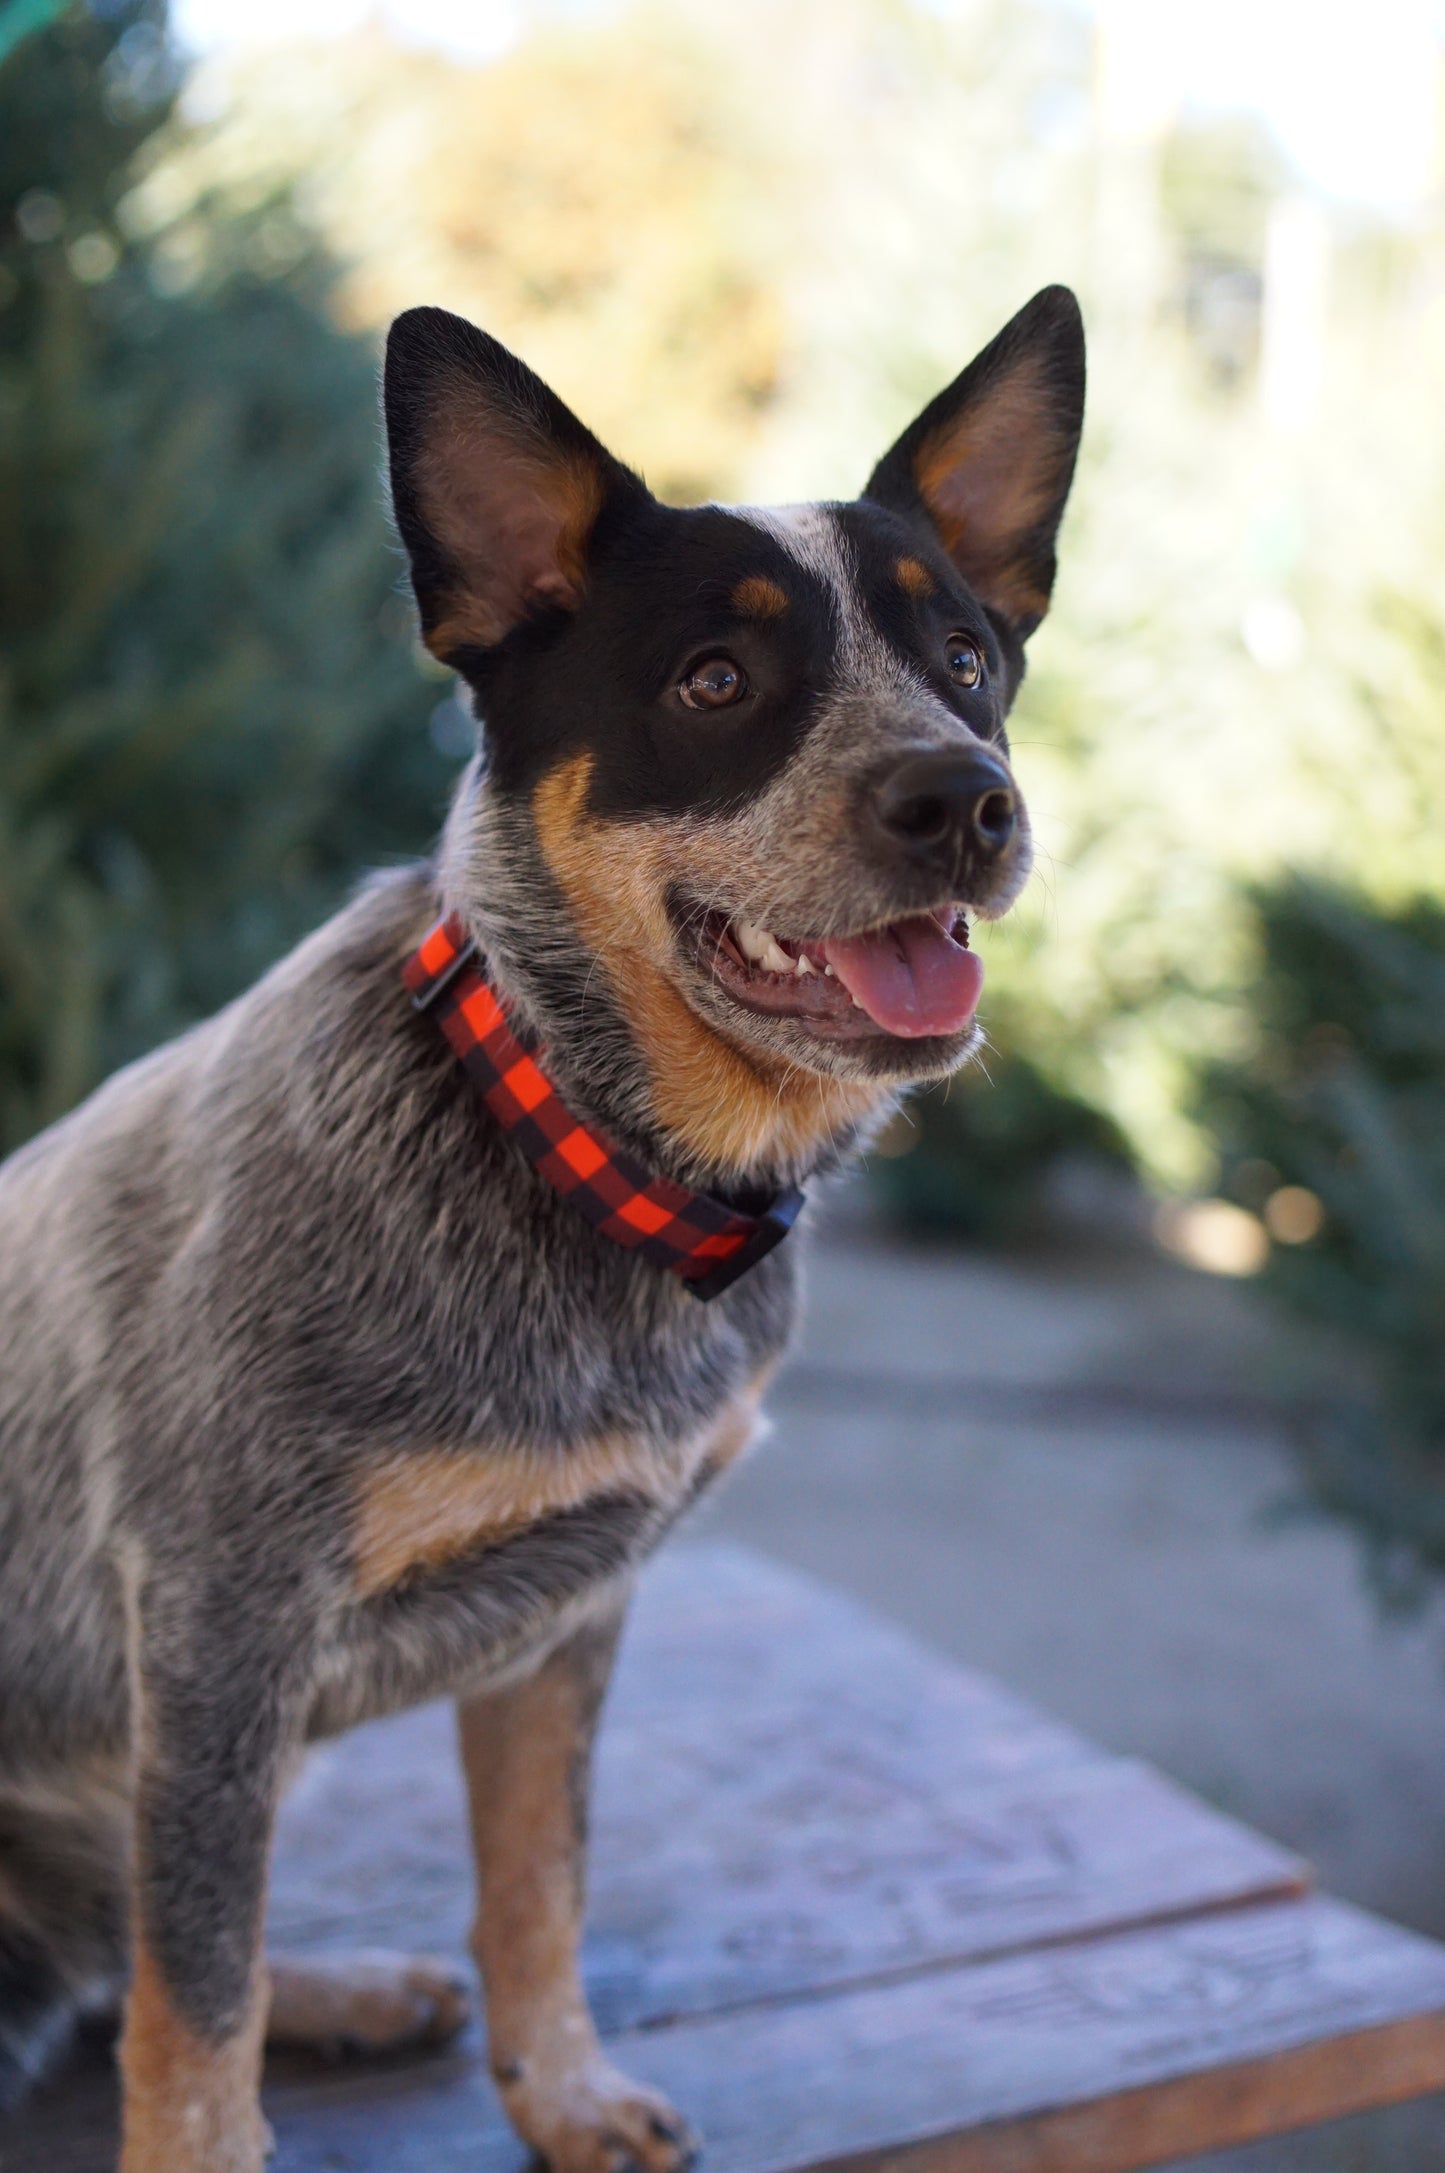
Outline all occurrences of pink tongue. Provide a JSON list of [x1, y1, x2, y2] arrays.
[[820, 915, 984, 1038]]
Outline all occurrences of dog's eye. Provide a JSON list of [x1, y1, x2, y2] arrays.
[[680, 656, 747, 710], [945, 636, 984, 689]]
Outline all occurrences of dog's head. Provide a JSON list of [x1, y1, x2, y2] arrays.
[[386, 291, 1083, 1180]]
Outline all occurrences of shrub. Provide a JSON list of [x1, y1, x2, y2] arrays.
[[1199, 878, 1445, 1594], [0, 0, 451, 1152]]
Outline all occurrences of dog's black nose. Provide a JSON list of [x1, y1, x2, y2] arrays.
[[871, 748, 1017, 873]]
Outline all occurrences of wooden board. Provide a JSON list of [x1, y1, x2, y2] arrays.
[[256, 1898, 1445, 2173], [267, 1547, 1309, 2031], [10, 1544, 1445, 2173]]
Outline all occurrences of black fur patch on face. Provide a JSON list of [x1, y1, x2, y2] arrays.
[[830, 500, 1017, 737], [460, 493, 1021, 822], [388, 299, 1081, 1115], [386, 294, 1084, 840], [458, 500, 840, 816]]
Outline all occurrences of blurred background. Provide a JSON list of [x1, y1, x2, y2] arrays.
[[5, 1, 1445, 2162]]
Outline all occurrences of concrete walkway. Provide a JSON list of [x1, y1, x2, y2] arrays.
[[699, 1187, 1445, 2171]]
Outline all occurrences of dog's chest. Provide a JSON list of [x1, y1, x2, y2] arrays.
[[349, 1393, 760, 1597], [307, 1379, 766, 1737], [300, 1149, 801, 1736]]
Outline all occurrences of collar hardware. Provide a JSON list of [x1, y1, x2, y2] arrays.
[[403, 915, 805, 1302]]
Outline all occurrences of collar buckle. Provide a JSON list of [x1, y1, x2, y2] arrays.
[[685, 1186, 806, 1302]]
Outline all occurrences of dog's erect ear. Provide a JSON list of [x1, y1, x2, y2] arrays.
[[384, 307, 643, 660], [864, 286, 1085, 641]]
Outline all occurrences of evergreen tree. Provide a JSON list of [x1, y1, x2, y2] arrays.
[[1201, 880, 1445, 1596], [0, 0, 453, 1153]]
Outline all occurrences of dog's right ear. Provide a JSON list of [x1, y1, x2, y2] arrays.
[[863, 286, 1084, 644], [384, 307, 644, 662]]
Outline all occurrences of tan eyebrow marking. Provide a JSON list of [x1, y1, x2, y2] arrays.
[[731, 573, 790, 619], [894, 554, 934, 598]]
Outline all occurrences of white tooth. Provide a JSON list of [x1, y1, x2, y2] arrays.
[[823, 963, 835, 977], [851, 993, 863, 1007], [732, 918, 804, 976], [796, 953, 815, 976]]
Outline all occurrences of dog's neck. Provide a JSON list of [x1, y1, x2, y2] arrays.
[[435, 760, 894, 1195]]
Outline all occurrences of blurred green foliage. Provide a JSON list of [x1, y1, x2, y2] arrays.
[[871, 1029, 1133, 1240], [0, 0, 449, 1152], [1201, 879, 1445, 1595]]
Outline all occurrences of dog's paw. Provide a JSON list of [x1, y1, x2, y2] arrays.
[[499, 2054, 698, 2173], [266, 1952, 471, 2059]]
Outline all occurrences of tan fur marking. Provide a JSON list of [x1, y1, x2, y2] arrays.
[[461, 1648, 585, 2031], [893, 554, 934, 598], [353, 1386, 765, 1596], [532, 755, 881, 1175], [459, 1601, 694, 2171], [913, 361, 1058, 624], [731, 573, 789, 619], [419, 382, 605, 656], [353, 1437, 656, 1596], [120, 1941, 269, 2173], [697, 1364, 775, 1483], [266, 1954, 470, 2055]]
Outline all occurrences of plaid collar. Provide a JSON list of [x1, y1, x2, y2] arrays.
[[403, 914, 805, 1302]]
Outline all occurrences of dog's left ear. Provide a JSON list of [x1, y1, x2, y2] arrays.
[[384, 306, 645, 662], [864, 286, 1084, 642]]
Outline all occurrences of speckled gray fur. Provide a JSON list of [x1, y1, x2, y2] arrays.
[[0, 288, 1084, 2141], [0, 855, 794, 2062]]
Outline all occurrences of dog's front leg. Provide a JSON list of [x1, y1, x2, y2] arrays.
[[118, 1570, 304, 2173], [459, 1600, 697, 2173]]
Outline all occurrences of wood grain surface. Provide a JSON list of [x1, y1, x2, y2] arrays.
[[10, 1544, 1445, 2173], [267, 1546, 1309, 2029]]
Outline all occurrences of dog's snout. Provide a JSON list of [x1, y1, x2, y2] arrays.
[[871, 748, 1018, 875]]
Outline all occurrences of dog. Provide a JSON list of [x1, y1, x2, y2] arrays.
[[0, 285, 1083, 2172]]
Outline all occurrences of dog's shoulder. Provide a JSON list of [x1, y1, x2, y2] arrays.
[[0, 866, 439, 1298], [0, 860, 794, 1487]]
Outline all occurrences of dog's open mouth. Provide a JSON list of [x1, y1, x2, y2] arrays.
[[691, 905, 983, 1041]]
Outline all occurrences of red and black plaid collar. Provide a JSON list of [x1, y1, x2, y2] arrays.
[[403, 915, 804, 1302]]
